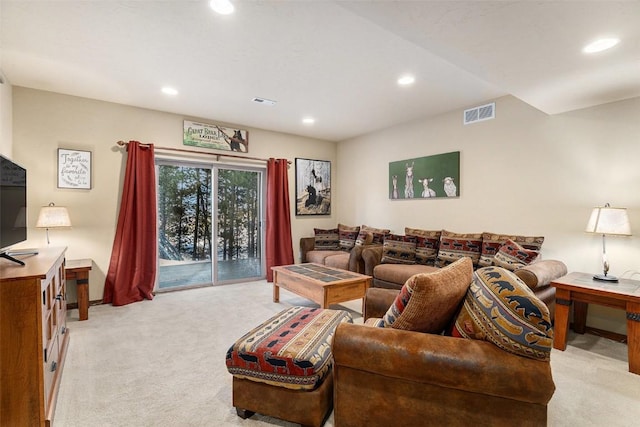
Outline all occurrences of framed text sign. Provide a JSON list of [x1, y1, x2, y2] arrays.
[[58, 148, 92, 189], [183, 120, 249, 153]]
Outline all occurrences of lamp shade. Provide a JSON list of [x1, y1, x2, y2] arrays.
[[585, 204, 631, 236], [36, 203, 72, 228]]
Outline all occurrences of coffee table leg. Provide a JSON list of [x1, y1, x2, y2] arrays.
[[273, 271, 280, 303], [573, 301, 588, 334], [553, 289, 571, 351], [627, 302, 640, 374]]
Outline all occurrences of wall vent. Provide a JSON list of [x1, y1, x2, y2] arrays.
[[252, 97, 277, 106], [463, 102, 495, 125]]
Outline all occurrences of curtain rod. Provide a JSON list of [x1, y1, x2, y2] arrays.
[[115, 140, 291, 164]]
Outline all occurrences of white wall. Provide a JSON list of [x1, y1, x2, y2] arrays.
[[0, 74, 12, 156], [337, 95, 640, 334], [12, 87, 337, 302]]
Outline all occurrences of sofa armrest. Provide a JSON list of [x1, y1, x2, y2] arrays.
[[364, 288, 399, 320], [299, 237, 315, 263], [515, 259, 567, 290], [362, 245, 384, 276], [348, 244, 381, 274], [333, 322, 555, 405]]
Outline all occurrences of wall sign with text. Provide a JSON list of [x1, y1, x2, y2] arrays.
[[58, 149, 92, 189]]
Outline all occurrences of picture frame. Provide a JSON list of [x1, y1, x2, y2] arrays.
[[389, 151, 460, 199], [183, 120, 249, 153], [58, 148, 92, 189], [295, 158, 331, 215]]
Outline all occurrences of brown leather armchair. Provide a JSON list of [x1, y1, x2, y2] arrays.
[[332, 288, 556, 427]]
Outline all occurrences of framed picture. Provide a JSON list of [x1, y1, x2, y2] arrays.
[[183, 120, 249, 153], [58, 148, 92, 189], [389, 151, 460, 199], [295, 158, 331, 215]]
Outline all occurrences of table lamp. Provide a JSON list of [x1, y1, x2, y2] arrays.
[[585, 203, 631, 282], [36, 202, 72, 244]]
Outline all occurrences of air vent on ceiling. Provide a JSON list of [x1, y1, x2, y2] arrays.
[[252, 97, 277, 106], [463, 102, 495, 125]]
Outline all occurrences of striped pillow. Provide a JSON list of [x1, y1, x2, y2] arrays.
[[381, 234, 417, 264], [356, 225, 390, 245], [338, 224, 360, 251], [405, 227, 441, 266], [313, 228, 340, 251], [436, 230, 482, 267], [478, 232, 544, 267], [493, 239, 539, 271]]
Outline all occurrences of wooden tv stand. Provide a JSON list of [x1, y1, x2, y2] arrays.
[[0, 246, 69, 426]]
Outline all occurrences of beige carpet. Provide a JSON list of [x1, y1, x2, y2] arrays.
[[54, 280, 640, 426]]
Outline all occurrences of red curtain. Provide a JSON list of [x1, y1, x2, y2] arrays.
[[266, 158, 294, 282], [103, 141, 157, 306]]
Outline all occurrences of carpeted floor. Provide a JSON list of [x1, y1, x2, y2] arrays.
[[54, 280, 640, 426]]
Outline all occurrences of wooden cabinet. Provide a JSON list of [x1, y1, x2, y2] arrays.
[[1, 247, 68, 426]]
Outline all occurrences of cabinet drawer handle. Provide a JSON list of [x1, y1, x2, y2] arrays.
[[55, 294, 62, 301], [51, 361, 57, 372]]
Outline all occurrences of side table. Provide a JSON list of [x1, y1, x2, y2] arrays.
[[65, 258, 93, 321], [551, 272, 640, 375]]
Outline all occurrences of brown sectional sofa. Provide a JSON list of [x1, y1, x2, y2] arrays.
[[332, 283, 556, 426], [363, 245, 566, 317], [299, 236, 372, 273]]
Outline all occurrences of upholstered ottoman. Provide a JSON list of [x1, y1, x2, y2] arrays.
[[226, 306, 352, 427]]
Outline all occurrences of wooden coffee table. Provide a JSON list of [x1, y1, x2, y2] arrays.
[[551, 272, 640, 375], [272, 263, 371, 309]]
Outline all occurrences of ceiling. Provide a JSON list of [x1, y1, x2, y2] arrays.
[[1, 1, 639, 142]]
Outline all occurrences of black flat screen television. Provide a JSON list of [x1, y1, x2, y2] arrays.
[[1, 155, 28, 263]]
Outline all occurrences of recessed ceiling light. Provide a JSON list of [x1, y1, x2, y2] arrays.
[[161, 87, 178, 96], [397, 74, 415, 86], [582, 38, 620, 54], [210, 0, 234, 15], [302, 117, 315, 125]]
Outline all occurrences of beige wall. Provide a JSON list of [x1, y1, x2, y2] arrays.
[[12, 87, 337, 302], [337, 95, 640, 333], [0, 76, 12, 156]]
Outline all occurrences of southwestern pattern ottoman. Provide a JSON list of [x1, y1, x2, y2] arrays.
[[226, 306, 353, 427]]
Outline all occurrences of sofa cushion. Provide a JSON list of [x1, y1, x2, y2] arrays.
[[493, 239, 540, 271], [324, 252, 350, 270], [314, 228, 340, 250], [373, 263, 439, 285], [381, 234, 418, 264], [306, 250, 349, 265], [452, 266, 553, 361], [405, 227, 441, 266], [381, 257, 473, 333], [338, 223, 360, 251], [436, 230, 483, 267], [356, 225, 390, 245], [478, 232, 544, 267]]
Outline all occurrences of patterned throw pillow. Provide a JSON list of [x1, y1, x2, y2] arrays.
[[405, 227, 441, 266], [381, 234, 418, 264], [382, 257, 473, 333], [338, 223, 360, 251], [452, 266, 553, 361], [356, 225, 390, 246], [313, 228, 340, 250], [478, 232, 544, 267], [436, 230, 483, 267], [493, 239, 539, 271]]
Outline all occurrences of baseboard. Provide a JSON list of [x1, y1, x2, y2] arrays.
[[67, 299, 103, 310], [570, 322, 627, 344]]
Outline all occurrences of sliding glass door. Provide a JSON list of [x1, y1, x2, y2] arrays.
[[156, 161, 264, 291]]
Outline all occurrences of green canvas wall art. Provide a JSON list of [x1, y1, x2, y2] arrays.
[[389, 151, 460, 199]]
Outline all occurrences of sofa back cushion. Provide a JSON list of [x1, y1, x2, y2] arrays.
[[478, 232, 544, 268], [381, 257, 473, 333], [492, 239, 540, 271], [405, 227, 441, 266], [381, 234, 418, 264], [436, 230, 483, 267], [452, 266, 553, 361], [338, 223, 360, 251], [314, 228, 340, 250]]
